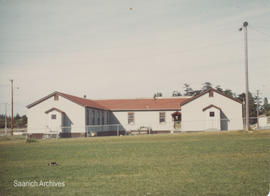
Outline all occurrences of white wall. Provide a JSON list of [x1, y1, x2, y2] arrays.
[[181, 92, 243, 131], [258, 116, 270, 128], [111, 110, 177, 131], [27, 96, 85, 133], [203, 107, 221, 131], [46, 110, 62, 133]]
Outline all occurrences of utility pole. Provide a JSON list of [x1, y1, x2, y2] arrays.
[[239, 21, 249, 131], [10, 79, 14, 136], [5, 103, 7, 135], [256, 90, 260, 128]]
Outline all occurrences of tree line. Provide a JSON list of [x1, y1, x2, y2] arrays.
[[0, 114, 27, 129], [158, 82, 270, 121]]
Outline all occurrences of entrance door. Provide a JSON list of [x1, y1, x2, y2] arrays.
[[172, 112, 181, 130], [206, 110, 220, 130], [48, 113, 61, 133]]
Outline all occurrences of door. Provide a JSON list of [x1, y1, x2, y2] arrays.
[[48, 112, 61, 132]]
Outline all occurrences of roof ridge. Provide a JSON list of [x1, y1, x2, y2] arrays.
[[27, 91, 190, 110], [93, 97, 190, 101]]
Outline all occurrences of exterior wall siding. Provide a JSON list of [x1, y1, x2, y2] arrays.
[[111, 111, 176, 131], [27, 96, 85, 133], [181, 92, 243, 131], [27, 90, 243, 135], [258, 116, 270, 128]]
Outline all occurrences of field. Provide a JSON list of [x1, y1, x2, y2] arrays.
[[0, 131, 270, 196]]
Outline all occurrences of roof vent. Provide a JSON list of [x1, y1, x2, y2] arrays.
[[83, 95, 87, 99]]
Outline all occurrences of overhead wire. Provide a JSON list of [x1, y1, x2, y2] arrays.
[[249, 25, 270, 40]]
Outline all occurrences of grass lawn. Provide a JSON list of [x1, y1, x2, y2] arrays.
[[0, 131, 269, 196]]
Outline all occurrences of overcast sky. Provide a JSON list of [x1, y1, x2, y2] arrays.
[[0, 0, 269, 115]]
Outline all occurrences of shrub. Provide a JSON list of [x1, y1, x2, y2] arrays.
[[26, 138, 37, 143]]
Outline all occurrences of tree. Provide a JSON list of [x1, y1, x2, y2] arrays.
[[193, 90, 202, 96], [237, 92, 257, 124], [183, 83, 195, 96], [0, 114, 27, 128], [153, 92, 162, 99], [172, 91, 182, 97], [254, 94, 263, 115], [14, 113, 20, 121], [263, 97, 270, 115], [202, 82, 212, 91], [223, 89, 233, 97], [215, 85, 223, 92]]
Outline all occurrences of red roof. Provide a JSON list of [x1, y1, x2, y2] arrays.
[[26, 92, 108, 110], [27, 92, 188, 111], [94, 98, 188, 111], [180, 88, 242, 106], [58, 92, 108, 110], [27, 88, 242, 111]]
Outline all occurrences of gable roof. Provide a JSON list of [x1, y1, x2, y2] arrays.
[[180, 88, 242, 106], [202, 104, 221, 112], [45, 107, 65, 114], [94, 98, 188, 111], [26, 92, 189, 111], [26, 92, 108, 110]]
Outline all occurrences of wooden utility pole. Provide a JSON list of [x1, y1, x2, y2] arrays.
[[256, 90, 260, 128], [5, 103, 7, 135], [10, 79, 13, 136], [239, 21, 249, 131]]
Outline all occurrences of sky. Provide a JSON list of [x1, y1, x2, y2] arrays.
[[0, 0, 269, 115]]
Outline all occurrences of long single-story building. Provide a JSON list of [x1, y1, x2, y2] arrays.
[[26, 88, 243, 138]]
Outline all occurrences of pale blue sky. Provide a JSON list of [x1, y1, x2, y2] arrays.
[[0, 0, 269, 115]]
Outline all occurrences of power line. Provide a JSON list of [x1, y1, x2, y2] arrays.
[[249, 25, 270, 40], [251, 25, 270, 30]]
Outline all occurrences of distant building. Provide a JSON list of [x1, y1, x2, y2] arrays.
[[258, 115, 270, 129], [26, 88, 243, 138]]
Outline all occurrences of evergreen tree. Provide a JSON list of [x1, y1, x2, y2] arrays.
[[183, 83, 195, 96], [223, 89, 233, 97], [215, 85, 223, 92], [237, 92, 257, 124], [202, 82, 212, 91], [153, 92, 163, 99], [172, 91, 182, 97], [263, 97, 270, 115]]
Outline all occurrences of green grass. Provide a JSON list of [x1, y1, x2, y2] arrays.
[[0, 131, 270, 196]]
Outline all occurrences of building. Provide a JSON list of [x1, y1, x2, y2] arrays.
[[26, 88, 243, 138], [258, 115, 270, 129]]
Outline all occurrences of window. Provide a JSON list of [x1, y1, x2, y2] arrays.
[[209, 90, 214, 97], [159, 112, 166, 123], [54, 95, 59, 101], [267, 117, 270, 124], [102, 111, 104, 125], [92, 111, 95, 125], [51, 114, 56, 119], [128, 112, 134, 124], [97, 111, 100, 125], [209, 112, 215, 117], [86, 110, 89, 125]]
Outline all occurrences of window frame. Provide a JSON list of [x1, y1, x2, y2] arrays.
[[92, 110, 95, 125], [128, 112, 135, 125], [159, 112, 166, 124], [54, 95, 59, 101], [209, 111, 215, 117], [267, 116, 270, 124], [102, 111, 104, 125], [51, 114, 57, 120]]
